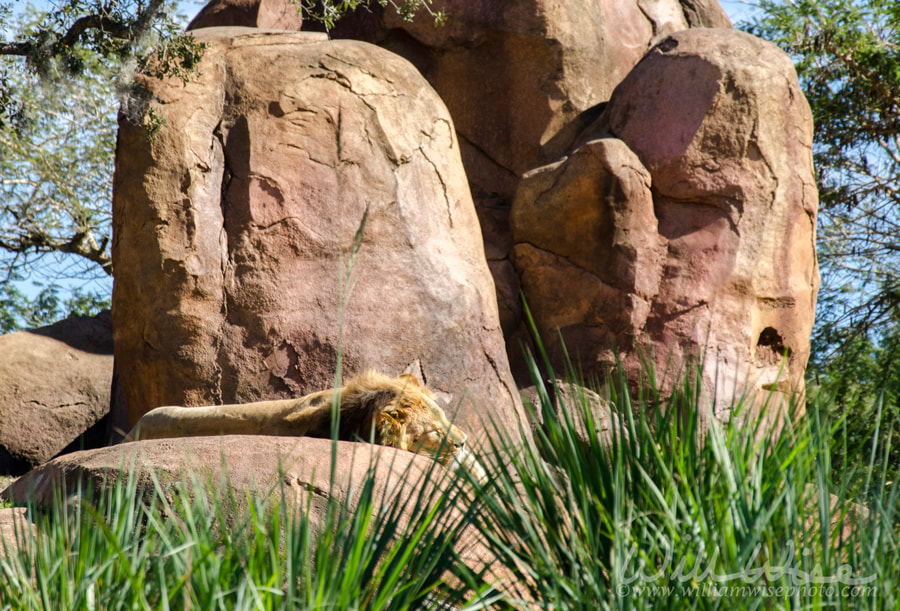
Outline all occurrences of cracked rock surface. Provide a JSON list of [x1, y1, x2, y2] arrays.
[[112, 28, 525, 437], [512, 29, 819, 425], [326, 0, 732, 335]]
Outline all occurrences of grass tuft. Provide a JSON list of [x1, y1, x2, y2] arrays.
[[469, 335, 893, 609]]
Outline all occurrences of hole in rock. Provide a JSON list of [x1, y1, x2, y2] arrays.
[[757, 326, 792, 365]]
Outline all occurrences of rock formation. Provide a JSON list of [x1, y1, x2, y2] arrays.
[[111, 27, 525, 437], [187, 0, 302, 31], [513, 138, 666, 380], [325, 0, 732, 334], [0, 312, 115, 475], [513, 29, 819, 421]]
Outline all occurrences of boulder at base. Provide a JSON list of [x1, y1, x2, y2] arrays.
[[111, 28, 524, 438], [4, 436, 447, 512], [513, 29, 819, 424], [0, 312, 115, 475]]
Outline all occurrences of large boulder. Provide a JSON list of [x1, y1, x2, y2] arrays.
[[512, 29, 819, 421], [111, 28, 525, 437], [513, 138, 666, 382], [0, 313, 115, 475], [325, 0, 732, 334]]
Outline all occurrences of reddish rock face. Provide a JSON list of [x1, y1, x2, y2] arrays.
[[513, 29, 819, 422], [512, 138, 667, 381], [325, 0, 732, 337], [111, 28, 524, 438], [331, 0, 731, 196], [187, 0, 302, 31], [0, 313, 115, 475]]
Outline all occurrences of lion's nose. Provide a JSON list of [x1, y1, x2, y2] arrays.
[[456, 432, 467, 448]]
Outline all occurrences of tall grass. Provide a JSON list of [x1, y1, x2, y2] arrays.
[[0, 451, 492, 610], [2, 338, 897, 609], [473, 334, 897, 609]]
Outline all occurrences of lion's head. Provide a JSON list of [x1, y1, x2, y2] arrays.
[[339, 371, 486, 483]]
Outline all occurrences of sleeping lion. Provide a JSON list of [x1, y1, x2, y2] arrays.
[[124, 371, 486, 482]]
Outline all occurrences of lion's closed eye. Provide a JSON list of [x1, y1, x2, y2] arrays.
[[412, 430, 450, 453]]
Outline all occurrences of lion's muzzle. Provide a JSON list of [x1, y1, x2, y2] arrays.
[[448, 445, 487, 484]]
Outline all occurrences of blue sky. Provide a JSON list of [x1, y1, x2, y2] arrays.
[[720, 0, 760, 24]]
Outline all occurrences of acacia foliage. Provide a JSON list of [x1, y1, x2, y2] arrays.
[[0, 49, 116, 275], [746, 1, 900, 353], [0, 1, 204, 330]]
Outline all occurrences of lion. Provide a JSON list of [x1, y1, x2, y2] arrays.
[[124, 370, 486, 482]]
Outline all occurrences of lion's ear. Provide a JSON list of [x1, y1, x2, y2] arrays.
[[398, 373, 422, 388], [375, 412, 407, 450]]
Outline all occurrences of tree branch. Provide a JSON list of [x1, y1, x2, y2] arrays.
[[820, 39, 900, 120], [0, 0, 167, 58], [60, 15, 131, 47], [0, 228, 112, 275], [0, 41, 33, 57]]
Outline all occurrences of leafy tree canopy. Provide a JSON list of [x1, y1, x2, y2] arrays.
[[746, 0, 900, 359], [0, 1, 196, 119]]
